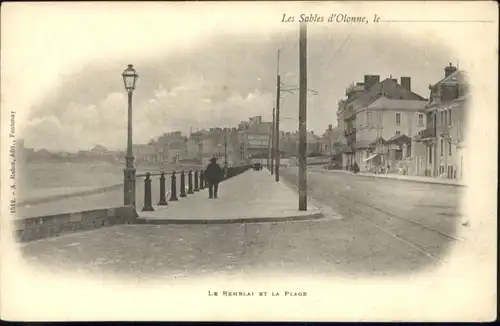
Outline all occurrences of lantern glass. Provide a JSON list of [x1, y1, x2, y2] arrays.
[[122, 64, 138, 92]]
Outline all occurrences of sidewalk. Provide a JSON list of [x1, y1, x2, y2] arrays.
[[137, 170, 325, 224], [308, 166, 467, 187]]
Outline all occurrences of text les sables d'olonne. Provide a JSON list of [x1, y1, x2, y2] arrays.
[[282, 13, 382, 24], [208, 290, 307, 297]]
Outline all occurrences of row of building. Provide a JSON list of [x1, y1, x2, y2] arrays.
[[131, 116, 340, 165], [19, 116, 340, 166], [336, 63, 469, 180]]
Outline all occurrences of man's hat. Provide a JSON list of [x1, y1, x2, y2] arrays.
[[210, 157, 217, 162]]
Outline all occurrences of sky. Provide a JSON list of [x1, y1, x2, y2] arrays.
[[3, 2, 488, 153]]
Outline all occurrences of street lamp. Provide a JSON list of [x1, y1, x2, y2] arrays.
[[122, 64, 138, 206], [217, 144, 222, 159]]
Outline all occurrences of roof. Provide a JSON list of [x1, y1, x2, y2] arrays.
[[247, 122, 272, 134], [364, 78, 426, 102], [366, 97, 427, 111], [369, 137, 386, 146], [341, 78, 427, 115], [322, 127, 341, 138], [354, 140, 373, 149], [431, 70, 468, 87], [133, 144, 154, 148], [90, 145, 108, 152], [386, 134, 412, 145], [283, 133, 321, 143], [337, 143, 353, 153]]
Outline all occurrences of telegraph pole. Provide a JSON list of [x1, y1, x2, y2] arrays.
[[329, 126, 333, 162], [270, 107, 275, 174], [275, 74, 281, 181], [275, 49, 281, 182], [298, 22, 308, 211], [224, 135, 228, 168]]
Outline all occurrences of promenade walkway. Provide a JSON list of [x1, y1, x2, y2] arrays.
[[308, 166, 466, 187], [138, 170, 328, 224]]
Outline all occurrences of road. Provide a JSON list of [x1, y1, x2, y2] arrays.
[[281, 168, 465, 261], [19, 168, 465, 280]]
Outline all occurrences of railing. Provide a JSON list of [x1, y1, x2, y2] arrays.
[[343, 128, 356, 136], [419, 127, 436, 139], [135, 164, 253, 212]]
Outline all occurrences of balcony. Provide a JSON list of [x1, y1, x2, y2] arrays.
[[418, 128, 435, 139], [343, 128, 356, 137]]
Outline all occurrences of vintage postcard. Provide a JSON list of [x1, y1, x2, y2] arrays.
[[1, 1, 497, 322]]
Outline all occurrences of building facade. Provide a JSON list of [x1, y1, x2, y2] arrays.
[[337, 74, 427, 171], [132, 144, 157, 163], [319, 124, 343, 156], [412, 64, 469, 180], [281, 131, 322, 157], [237, 116, 272, 162]]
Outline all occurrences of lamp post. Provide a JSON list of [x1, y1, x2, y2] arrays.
[[217, 144, 222, 160], [122, 64, 138, 207]]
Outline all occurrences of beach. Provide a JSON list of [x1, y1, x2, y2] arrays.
[[15, 161, 204, 217]]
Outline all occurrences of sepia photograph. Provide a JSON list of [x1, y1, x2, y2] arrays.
[[1, 1, 497, 322]]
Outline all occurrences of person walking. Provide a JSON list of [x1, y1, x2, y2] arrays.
[[205, 156, 224, 199], [353, 162, 360, 174]]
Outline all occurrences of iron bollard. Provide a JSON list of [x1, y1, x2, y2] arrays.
[[188, 170, 194, 194], [170, 172, 178, 201], [194, 170, 199, 191], [142, 173, 155, 212], [158, 172, 168, 206], [199, 170, 205, 190], [180, 171, 187, 197]]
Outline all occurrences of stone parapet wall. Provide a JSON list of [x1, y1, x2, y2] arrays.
[[13, 206, 137, 243]]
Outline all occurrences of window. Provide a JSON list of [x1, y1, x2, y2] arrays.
[[367, 111, 372, 127], [448, 108, 452, 126], [429, 145, 433, 163], [396, 113, 401, 125], [448, 141, 452, 156], [440, 111, 444, 124], [444, 110, 448, 126], [440, 139, 443, 157], [396, 131, 401, 135], [418, 113, 424, 126]]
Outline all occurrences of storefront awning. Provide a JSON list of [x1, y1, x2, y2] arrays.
[[363, 153, 379, 162]]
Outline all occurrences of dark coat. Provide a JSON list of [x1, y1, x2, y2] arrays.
[[353, 162, 360, 173], [205, 162, 223, 184]]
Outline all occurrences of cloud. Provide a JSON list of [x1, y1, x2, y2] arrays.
[[23, 72, 275, 151], [20, 31, 452, 152]]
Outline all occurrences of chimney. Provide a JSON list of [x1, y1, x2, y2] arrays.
[[400, 77, 411, 92], [364, 75, 381, 91], [328, 124, 333, 131], [445, 62, 457, 78]]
